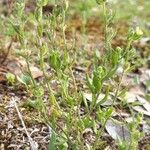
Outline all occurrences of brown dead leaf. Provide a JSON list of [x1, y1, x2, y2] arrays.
[[0, 58, 43, 83], [29, 66, 43, 79]]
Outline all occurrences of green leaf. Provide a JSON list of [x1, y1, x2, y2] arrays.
[[86, 74, 95, 93], [93, 66, 105, 93], [146, 79, 150, 88], [96, 0, 106, 5], [11, 23, 21, 35], [93, 70, 102, 93], [57, 134, 68, 150], [82, 116, 92, 128], [37, 0, 49, 7], [82, 92, 89, 112], [48, 130, 56, 150], [5, 24, 16, 36], [49, 92, 60, 110], [112, 49, 119, 67], [118, 138, 127, 150], [6, 73, 15, 84], [105, 108, 113, 118], [97, 86, 109, 106], [35, 7, 43, 22], [103, 65, 118, 81], [37, 23, 43, 36], [118, 88, 128, 98], [63, 50, 70, 69], [23, 99, 39, 109], [49, 51, 61, 71], [17, 73, 32, 85], [41, 44, 48, 56], [92, 120, 97, 134]]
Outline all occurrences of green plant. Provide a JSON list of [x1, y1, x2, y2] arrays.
[[6, 72, 16, 85], [6, 0, 144, 149]]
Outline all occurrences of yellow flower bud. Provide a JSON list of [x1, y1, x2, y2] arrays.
[[135, 27, 143, 36]]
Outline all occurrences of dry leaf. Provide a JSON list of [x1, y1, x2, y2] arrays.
[[105, 119, 130, 142], [125, 92, 137, 103], [136, 96, 150, 112], [83, 93, 113, 106]]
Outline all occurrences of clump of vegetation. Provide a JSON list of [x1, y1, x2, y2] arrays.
[[1, 0, 149, 149]]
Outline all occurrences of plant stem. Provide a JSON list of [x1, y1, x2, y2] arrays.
[[70, 67, 78, 95], [112, 69, 125, 106], [102, 2, 108, 50], [112, 39, 132, 106], [13, 97, 37, 150], [26, 58, 36, 87]]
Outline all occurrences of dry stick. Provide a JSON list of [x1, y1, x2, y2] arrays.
[[1, 38, 13, 64], [12, 97, 38, 150]]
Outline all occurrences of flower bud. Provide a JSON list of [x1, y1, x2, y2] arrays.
[[135, 27, 143, 36]]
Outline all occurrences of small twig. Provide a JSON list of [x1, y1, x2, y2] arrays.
[[1, 38, 13, 64], [12, 97, 38, 150]]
